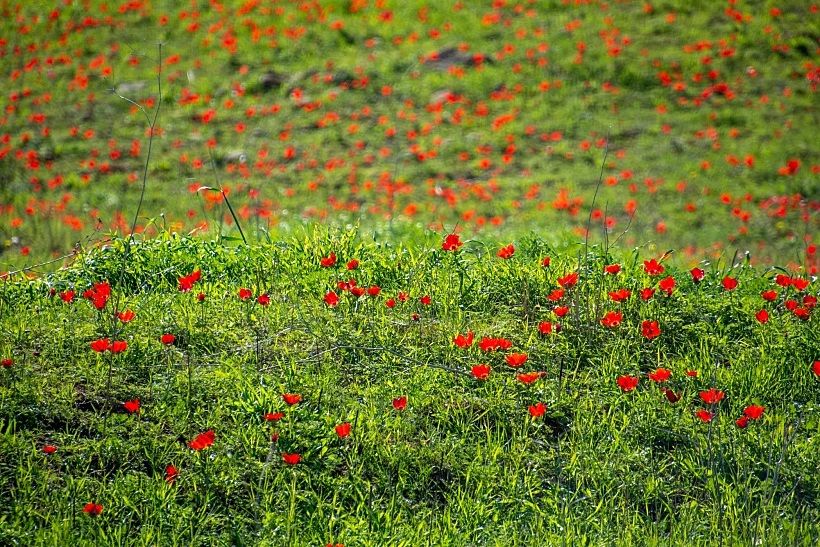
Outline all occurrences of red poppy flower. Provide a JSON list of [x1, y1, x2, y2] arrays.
[[257, 293, 270, 306], [648, 368, 671, 383], [43, 445, 57, 453], [385, 299, 396, 308], [722, 277, 738, 290], [351, 286, 367, 298], [118, 310, 135, 322], [640, 288, 656, 300], [785, 299, 799, 311], [762, 290, 777, 302], [335, 423, 351, 437], [392, 396, 407, 410], [600, 311, 622, 328], [367, 286, 381, 296], [541, 257, 551, 267], [547, 288, 565, 301], [609, 289, 631, 302], [264, 411, 284, 421], [538, 321, 558, 334], [110, 341, 127, 353], [735, 416, 749, 428], [604, 264, 621, 275], [420, 295, 431, 305], [442, 234, 463, 251], [453, 332, 473, 348], [617, 375, 639, 391], [699, 388, 724, 404], [793, 308, 810, 321], [641, 320, 661, 340], [197, 293, 206, 302], [497, 244, 515, 259], [347, 259, 359, 270], [320, 252, 337, 267], [90, 338, 110, 352], [165, 465, 178, 483], [238, 288, 252, 300], [554, 306, 569, 317], [60, 290, 75, 303], [690, 268, 705, 283], [755, 310, 769, 323], [83, 503, 103, 516], [643, 259, 664, 275], [505, 353, 528, 367], [324, 291, 339, 307], [695, 410, 714, 422], [282, 453, 300, 464], [471, 364, 491, 380], [178, 270, 201, 292], [516, 372, 540, 384], [124, 398, 140, 413], [528, 402, 546, 417], [282, 394, 301, 405], [187, 430, 215, 450], [686, 370, 698, 377], [813, 361, 820, 377], [743, 405, 765, 419], [664, 389, 680, 403], [1, 359, 12, 367], [411, 313, 420, 321]]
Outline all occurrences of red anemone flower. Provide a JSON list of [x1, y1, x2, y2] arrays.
[[600, 311, 622, 328], [722, 277, 738, 290], [617, 375, 639, 391], [538, 321, 556, 334], [264, 412, 284, 421], [743, 405, 765, 419], [695, 410, 714, 422], [118, 310, 135, 322], [557, 273, 579, 287], [690, 268, 705, 283], [516, 372, 540, 384], [528, 402, 546, 417], [43, 445, 57, 453], [161, 334, 175, 345], [347, 259, 359, 270], [90, 338, 110, 352], [643, 259, 664, 275], [282, 394, 302, 405], [453, 332, 474, 348], [442, 233, 463, 251], [187, 430, 215, 450], [110, 341, 127, 353], [699, 388, 724, 404], [762, 290, 777, 302], [283, 453, 300, 464], [497, 244, 515, 259], [735, 416, 749, 428], [664, 389, 680, 403], [324, 291, 339, 306], [640, 288, 656, 300], [320, 253, 337, 267], [604, 264, 621, 275], [392, 396, 407, 410], [755, 310, 769, 323], [471, 364, 491, 380], [238, 288, 253, 300], [257, 293, 271, 306], [505, 353, 528, 367], [83, 503, 103, 516], [813, 361, 820, 377], [165, 465, 178, 483], [641, 320, 661, 339], [124, 398, 140, 413], [648, 368, 671, 382], [335, 423, 351, 437], [609, 288, 631, 302]]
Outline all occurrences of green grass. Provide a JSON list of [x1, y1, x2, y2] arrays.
[[0, 0, 819, 271], [0, 230, 818, 545]]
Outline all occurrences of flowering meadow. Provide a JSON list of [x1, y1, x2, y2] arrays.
[[0, 0, 818, 271], [0, 230, 819, 545], [1, 0, 820, 545]]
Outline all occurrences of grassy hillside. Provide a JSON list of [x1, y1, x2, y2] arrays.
[[0, 0, 819, 271], [0, 231, 818, 545]]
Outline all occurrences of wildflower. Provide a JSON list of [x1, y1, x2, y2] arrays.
[[197, 293, 206, 302], [187, 430, 215, 450], [664, 389, 680, 403], [609, 289, 631, 302], [320, 252, 337, 267], [90, 339, 109, 352], [699, 388, 724, 404], [690, 268, 705, 283], [178, 270, 201, 292], [366, 286, 380, 296], [420, 295, 431, 305], [161, 334, 175, 345], [110, 341, 127, 353], [643, 259, 664, 275], [813, 361, 820, 377], [617, 375, 639, 391], [505, 353, 528, 367], [282, 453, 300, 464], [541, 257, 551, 267], [743, 405, 765, 419], [257, 293, 271, 306], [497, 244, 515, 259], [264, 412, 284, 421], [453, 332, 474, 348], [392, 396, 407, 410], [43, 445, 57, 453], [282, 394, 301, 405], [517, 372, 540, 384], [83, 503, 103, 516], [238, 288, 252, 300], [335, 423, 351, 438], [735, 416, 749, 428], [118, 310, 135, 322], [442, 233, 463, 251], [554, 306, 569, 317], [557, 273, 579, 287], [648, 368, 671, 383], [528, 402, 546, 417], [686, 370, 698, 377], [547, 288, 565, 301], [538, 321, 556, 334], [659, 276, 676, 295], [604, 264, 621, 275], [123, 398, 140, 414], [762, 290, 778, 301], [324, 291, 339, 306], [640, 288, 656, 300], [471, 364, 491, 380], [165, 465, 178, 483], [695, 410, 714, 422], [755, 310, 769, 323], [601, 311, 622, 328], [347, 259, 359, 270], [641, 320, 661, 339], [60, 291, 76, 303], [385, 299, 396, 308], [722, 277, 738, 290]]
